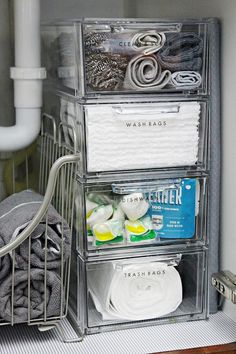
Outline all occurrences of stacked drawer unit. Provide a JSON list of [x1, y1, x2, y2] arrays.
[[41, 18, 217, 336]]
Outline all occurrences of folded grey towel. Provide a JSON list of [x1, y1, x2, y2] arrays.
[[156, 32, 203, 72], [0, 269, 62, 323], [123, 54, 171, 90], [0, 190, 71, 271]]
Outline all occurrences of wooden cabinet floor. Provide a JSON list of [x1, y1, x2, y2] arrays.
[[161, 343, 236, 353]]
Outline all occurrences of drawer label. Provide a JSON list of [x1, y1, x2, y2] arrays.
[[125, 120, 167, 128]]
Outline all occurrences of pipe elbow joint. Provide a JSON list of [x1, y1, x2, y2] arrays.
[[0, 108, 41, 152]]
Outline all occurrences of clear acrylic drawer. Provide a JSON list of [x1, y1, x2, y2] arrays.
[[69, 250, 207, 334], [43, 92, 209, 177], [74, 175, 208, 257], [41, 18, 209, 97]]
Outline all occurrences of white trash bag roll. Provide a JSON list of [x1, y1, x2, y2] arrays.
[[88, 260, 183, 321]]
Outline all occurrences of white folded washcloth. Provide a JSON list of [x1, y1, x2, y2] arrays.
[[86, 102, 201, 172]]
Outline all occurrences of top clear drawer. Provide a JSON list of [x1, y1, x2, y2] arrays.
[[41, 19, 209, 97]]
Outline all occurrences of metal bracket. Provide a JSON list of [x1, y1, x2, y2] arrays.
[[212, 270, 236, 304]]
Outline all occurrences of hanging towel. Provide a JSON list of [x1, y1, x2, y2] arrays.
[[156, 32, 203, 72], [88, 260, 182, 321], [123, 54, 171, 90], [0, 237, 10, 281], [0, 269, 62, 323], [85, 101, 201, 172], [170, 71, 202, 88], [0, 190, 71, 271]]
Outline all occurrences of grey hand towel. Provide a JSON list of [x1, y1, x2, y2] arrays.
[[0, 190, 71, 271], [156, 32, 203, 72], [123, 54, 171, 90], [0, 269, 62, 323]]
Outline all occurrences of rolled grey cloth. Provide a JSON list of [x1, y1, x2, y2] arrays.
[[0, 269, 62, 323], [170, 71, 202, 88], [0, 190, 71, 271], [131, 31, 166, 54], [156, 32, 203, 72], [123, 54, 171, 90]]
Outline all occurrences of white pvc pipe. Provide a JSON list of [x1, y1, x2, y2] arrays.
[[0, 0, 45, 152], [0, 109, 41, 151], [15, 0, 40, 67]]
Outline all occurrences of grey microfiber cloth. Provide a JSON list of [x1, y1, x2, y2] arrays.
[[0, 269, 62, 323], [0, 190, 71, 272], [156, 32, 203, 72]]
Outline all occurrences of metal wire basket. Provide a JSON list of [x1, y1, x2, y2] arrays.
[[0, 114, 82, 342]]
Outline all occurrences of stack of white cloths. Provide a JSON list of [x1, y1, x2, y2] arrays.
[[86, 102, 201, 172]]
